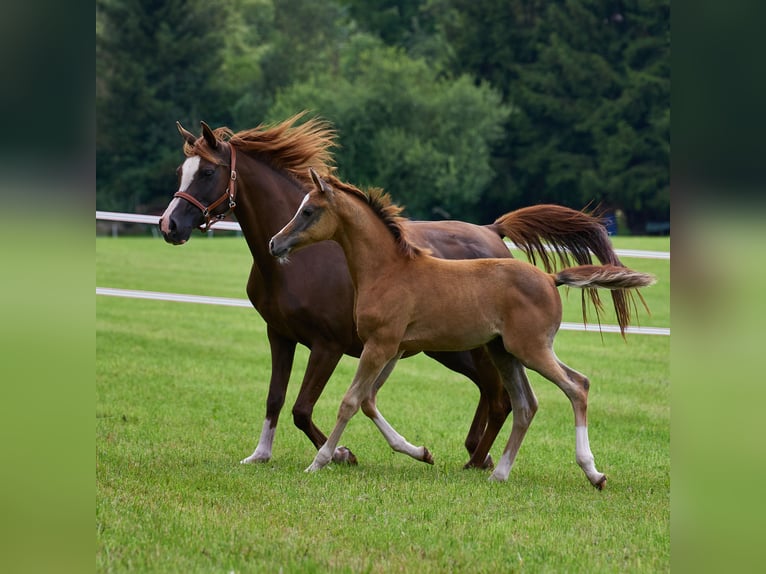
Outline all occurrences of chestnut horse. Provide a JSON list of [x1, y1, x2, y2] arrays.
[[269, 168, 655, 487], [159, 113, 633, 469]]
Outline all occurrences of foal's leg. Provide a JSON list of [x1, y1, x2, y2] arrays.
[[306, 344, 400, 472], [512, 345, 606, 489], [360, 352, 434, 464], [557, 361, 606, 489], [290, 343, 358, 464], [241, 328, 296, 464], [484, 339, 539, 483]]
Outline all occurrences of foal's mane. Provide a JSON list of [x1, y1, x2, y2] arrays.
[[324, 178, 425, 259], [183, 111, 338, 187]]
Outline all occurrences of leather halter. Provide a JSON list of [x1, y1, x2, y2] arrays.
[[173, 143, 238, 232]]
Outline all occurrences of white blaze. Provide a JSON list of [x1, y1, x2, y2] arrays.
[[159, 156, 201, 234], [179, 156, 201, 192], [275, 193, 310, 236]]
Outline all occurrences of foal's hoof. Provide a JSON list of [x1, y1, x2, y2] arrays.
[[421, 447, 434, 465], [593, 474, 607, 490], [332, 446, 358, 465]]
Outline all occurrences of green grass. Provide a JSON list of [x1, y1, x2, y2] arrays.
[[96, 235, 669, 572]]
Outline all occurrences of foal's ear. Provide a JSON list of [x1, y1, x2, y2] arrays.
[[200, 121, 218, 150], [309, 167, 333, 197], [176, 121, 197, 146]]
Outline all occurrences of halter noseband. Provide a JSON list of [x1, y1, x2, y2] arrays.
[[173, 143, 238, 232]]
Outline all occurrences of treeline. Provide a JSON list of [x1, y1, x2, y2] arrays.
[[96, 0, 669, 233]]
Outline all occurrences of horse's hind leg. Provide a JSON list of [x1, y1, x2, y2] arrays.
[[463, 347, 512, 469], [558, 361, 606, 489], [484, 339, 539, 483], [515, 345, 606, 489], [241, 328, 296, 464], [290, 342, 358, 464], [426, 348, 510, 469]]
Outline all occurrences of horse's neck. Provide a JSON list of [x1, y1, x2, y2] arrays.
[[334, 197, 406, 290], [234, 157, 306, 272]]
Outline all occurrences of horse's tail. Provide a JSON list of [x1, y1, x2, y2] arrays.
[[554, 264, 656, 337], [488, 204, 647, 338], [487, 204, 622, 271]]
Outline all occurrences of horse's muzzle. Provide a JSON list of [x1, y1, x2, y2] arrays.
[[158, 216, 189, 245]]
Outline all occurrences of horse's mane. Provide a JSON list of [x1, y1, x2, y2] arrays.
[[184, 111, 423, 259], [324, 177, 425, 259], [183, 111, 338, 186]]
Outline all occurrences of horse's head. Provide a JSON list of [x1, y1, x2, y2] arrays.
[[159, 121, 237, 245], [269, 168, 339, 262]]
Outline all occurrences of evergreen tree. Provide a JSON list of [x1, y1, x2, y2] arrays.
[[269, 35, 508, 221], [96, 0, 228, 212], [434, 0, 669, 232]]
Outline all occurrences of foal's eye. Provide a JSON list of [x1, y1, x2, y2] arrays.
[[302, 207, 313, 218]]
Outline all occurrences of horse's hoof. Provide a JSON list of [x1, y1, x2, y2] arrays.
[[463, 454, 494, 470], [304, 462, 323, 473], [240, 453, 270, 464], [421, 447, 434, 465], [332, 446, 358, 465], [488, 471, 507, 482], [593, 474, 607, 490]]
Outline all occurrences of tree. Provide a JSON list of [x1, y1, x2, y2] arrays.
[[269, 34, 508, 221], [433, 0, 670, 232], [96, 0, 228, 212]]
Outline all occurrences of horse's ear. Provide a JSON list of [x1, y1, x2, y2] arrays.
[[200, 121, 218, 150], [309, 167, 333, 197], [176, 121, 197, 146]]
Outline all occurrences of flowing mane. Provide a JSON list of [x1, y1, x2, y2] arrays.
[[184, 111, 423, 258], [327, 178, 425, 259], [184, 111, 339, 185]]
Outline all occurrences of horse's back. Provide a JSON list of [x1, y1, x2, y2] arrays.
[[405, 220, 510, 260]]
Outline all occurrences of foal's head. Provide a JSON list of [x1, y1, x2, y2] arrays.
[[269, 168, 340, 261]]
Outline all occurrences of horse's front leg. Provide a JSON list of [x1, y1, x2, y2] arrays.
[[241, 328, 296, 464], [306, 343, 399, 472], [359, 351, 434, 464]]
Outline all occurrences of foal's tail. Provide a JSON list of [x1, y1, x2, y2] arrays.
[[554, 264, 656, 336], [488, 204, 648, 338], [555, 265, 656, 290]]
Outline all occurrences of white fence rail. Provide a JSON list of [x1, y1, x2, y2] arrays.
[[96, 211, 670, 260], [96, 287, 670, 336]]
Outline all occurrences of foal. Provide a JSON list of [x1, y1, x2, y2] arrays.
[[269, 169, 655, 488]]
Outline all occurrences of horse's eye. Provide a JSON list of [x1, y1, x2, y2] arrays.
[[202, 168, 215, 177], [301, 208, 313, 218]]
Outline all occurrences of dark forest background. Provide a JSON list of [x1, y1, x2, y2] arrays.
[[96, 0, 669, 233]]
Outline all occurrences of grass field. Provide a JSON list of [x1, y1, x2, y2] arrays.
[[96, 234, 669, 572]]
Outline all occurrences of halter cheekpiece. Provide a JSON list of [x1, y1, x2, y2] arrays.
[[173, 142, 238, 232]]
